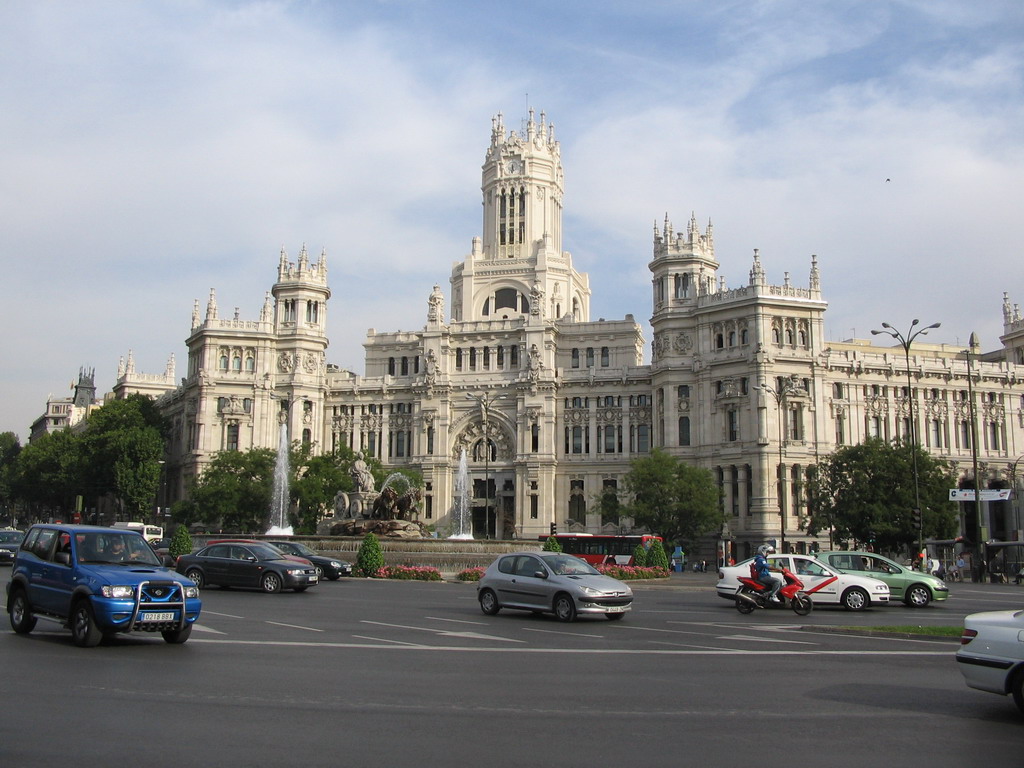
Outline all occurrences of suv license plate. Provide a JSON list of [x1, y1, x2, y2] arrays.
[[141, 612, 175, 622]]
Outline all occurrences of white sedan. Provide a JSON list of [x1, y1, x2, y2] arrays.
[[716, 554, 890, 611], [957, 609, 1024, 714]]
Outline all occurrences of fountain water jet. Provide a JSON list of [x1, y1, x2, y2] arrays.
[[267, 420, 293, 536], [449, 448, 473, 539]]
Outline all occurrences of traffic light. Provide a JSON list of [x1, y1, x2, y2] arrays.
[[550, 523, 557, 536], [912, 508, 922, 529]]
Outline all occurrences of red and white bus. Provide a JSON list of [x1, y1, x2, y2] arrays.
[[537, 533, 663, 566]]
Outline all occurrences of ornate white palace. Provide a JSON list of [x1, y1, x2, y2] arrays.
[[110, 110, 1024, 559]]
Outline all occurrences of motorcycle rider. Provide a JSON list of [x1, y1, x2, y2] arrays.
[[754, 544, 783, 603]]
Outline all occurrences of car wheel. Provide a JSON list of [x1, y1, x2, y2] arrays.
[[478, 588, 500, 615], [184, 568, 204, 588], [9, 588, 37, 634], [841, 587, 868, 611], [553, 593, 577, 622], [70, 600, 103, 648], [904, 584, 931, 608], [1011, 669, 1024, 714], [162, 625, 192, 644], [315, 566, 324, 579], [261, 572, 283, 593], [605, 612, 625, 621]]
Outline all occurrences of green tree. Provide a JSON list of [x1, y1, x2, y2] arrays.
[[80, 395, 167, 519], [290, 445, 352, 534], [632, 542, 648, 567], [168, 525, 193, 559], [807, 437, 958, 553], [647, 539, 670, 570], [181, 448, 277, 532], [0, 431, 23, 521], [542, 535, 562, 552], [356, 532, 385, 577], [12, 429, 84, 518], [623, 449, 723, 548]]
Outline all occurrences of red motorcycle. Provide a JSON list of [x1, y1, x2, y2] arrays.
[[735, 564, 813, 615]]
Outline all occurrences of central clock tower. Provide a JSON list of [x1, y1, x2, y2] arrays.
[[450, 109, 589, 324]]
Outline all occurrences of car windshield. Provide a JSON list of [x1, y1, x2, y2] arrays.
[[286, 542, 314, 557], [76, 532, 162, 566], [542, 554, 601, 576], [0, 531, 24, 543], [246, 543, 286, 561]]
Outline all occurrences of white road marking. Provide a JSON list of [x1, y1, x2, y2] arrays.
[[361, 619, 523, 643], [189, 639, 952, 656], [266, 621, 323, 632], [351, 635, 430, 647], [425, 616, 489, 625], [190, 624, 227, 634], [522, 627, 605, 638], [201, 611, 245, 619], [722, 634, 817, 645]]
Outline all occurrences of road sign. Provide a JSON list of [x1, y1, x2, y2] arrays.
[[948, 489, 1013, 501]]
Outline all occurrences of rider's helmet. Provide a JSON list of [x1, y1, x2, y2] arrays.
[[757, 544, 775, 556]]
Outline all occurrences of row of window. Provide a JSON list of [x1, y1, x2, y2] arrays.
[[570, 347, 611, 368], [565, 425, 650, 455], [838, 383, 1013, 404], [847, 414, 1007, 451]]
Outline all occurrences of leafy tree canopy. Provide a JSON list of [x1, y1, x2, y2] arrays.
[[807, 438, 958, 553], [623, 448, 723, 548]]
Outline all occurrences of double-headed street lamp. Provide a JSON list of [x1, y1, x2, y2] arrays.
[[871, 319, 940, 566], [466, 392, 507, 533], [757, 375, 804, 553]]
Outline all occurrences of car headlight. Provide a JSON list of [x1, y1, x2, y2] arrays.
[[184, 585, 200, 598], [286, 568, 306, 576], [101, 585, 136, 599], [580, 586, 605, 597], [874, 584, 888, 591], [329, 561, 342, 568]]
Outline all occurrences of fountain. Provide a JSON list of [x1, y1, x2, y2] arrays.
[[267, 420, 293, 536], [449, 448, 473, 539]]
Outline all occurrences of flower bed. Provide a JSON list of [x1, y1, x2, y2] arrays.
[[596, 564, 669, 580], [378, 565, 443, 581], [456, 567, 486, 582]]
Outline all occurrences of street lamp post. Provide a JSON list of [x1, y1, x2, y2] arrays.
[[871, 319, 940, 567], [466, 392, 507, 537], [757, 375, 803, 553]]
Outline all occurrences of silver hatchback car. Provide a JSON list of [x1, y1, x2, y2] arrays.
[[477, 551, 633, 622]]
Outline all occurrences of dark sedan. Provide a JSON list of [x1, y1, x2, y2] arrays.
[[0, 529, 24, 565], [176, 541, 319, 593], [266, 540, 353, 580]]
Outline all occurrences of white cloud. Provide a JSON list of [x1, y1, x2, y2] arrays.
[[1, 0, 1021, 441]]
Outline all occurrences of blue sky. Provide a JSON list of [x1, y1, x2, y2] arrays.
[[2, 0, 1022, 441]]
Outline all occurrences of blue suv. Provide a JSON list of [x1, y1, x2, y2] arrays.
[[6, 524, 202, 647]]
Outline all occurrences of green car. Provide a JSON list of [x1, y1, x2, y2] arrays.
[[814, 551, 949, 607]]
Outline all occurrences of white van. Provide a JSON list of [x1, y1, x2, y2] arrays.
[[112, 521, 164, 543]]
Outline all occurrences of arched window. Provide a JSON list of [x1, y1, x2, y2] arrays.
[[716, 333, 724, 349], [219, 354, 229, 370], [741, 329, 749, 345], [601, 347, 609, 366], [586, 348, 594, 367], [798, 329, 807, 347], [679, 416, 691, 446], [728, 331, 736, 347], [388, 358, 396, 375], [785, 329, 794, 345], [571, 349, 580, 369], [400, 357, 409, 375], [232, 355, 242, 371], [244, 355, 255, 372]]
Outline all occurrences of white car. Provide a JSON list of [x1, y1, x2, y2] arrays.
[[716, 553, 890, 611], [957, 609, 1024, 714]]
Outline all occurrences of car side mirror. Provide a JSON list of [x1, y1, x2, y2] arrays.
[[533, 570, 548, 579], [247, 556, 258, 562]]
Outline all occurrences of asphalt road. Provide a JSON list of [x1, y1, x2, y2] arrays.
[[1, 570, 1022, 767]]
